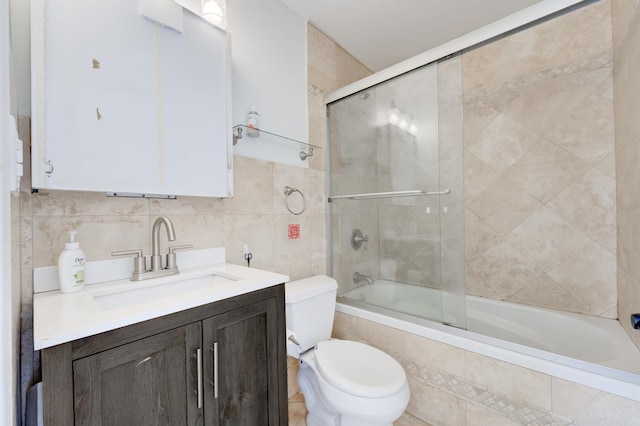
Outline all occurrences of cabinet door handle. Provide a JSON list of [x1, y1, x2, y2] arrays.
[[196, 348, 203, 409], [213, 342, 219, 399]]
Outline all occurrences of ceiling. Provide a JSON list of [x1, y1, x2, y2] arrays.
[[280, 0, 545, 72]]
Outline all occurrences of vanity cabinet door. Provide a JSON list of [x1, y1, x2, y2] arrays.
[[72, 323, 203, 426], [202, 298, 286, 426]]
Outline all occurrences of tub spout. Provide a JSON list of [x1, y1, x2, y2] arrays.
[[353, 272, 374, 285]]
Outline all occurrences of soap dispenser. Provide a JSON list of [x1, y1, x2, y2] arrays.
[[246, 106, 260, 137], [58, 231, 86, 293]]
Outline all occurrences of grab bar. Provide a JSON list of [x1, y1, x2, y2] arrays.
[[328, 189, 450, 202]]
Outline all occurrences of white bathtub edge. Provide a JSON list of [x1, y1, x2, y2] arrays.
[[336, 302, 640, 402]]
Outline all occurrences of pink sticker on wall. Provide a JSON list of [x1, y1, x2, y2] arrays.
[[288, 224, 300, 239]]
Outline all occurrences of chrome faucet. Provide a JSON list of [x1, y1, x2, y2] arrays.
[[353, 271, 374, 285], [151, 216, 176, 271], [112, 216, 192, 281]]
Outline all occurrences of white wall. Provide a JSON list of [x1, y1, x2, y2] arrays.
[[11, 0, 310, 168], [1, 0, 17, 421], [227, 0, 308, 167], [9, 0, 28, 115]]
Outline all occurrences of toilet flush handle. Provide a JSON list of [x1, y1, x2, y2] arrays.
[[288, 334, 301, 346]]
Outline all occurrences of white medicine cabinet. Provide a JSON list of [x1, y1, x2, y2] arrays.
[[31, 0, 233, 197]]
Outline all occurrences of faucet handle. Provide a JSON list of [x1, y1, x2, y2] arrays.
[[169, 244, 193, 254], [167, 244, 193, 270], [112, 249, 146, 276]]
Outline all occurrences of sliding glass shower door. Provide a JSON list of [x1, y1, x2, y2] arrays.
[[328, 56, 466, 329]]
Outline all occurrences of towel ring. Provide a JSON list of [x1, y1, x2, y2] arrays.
[[284, 186, 306, 215]]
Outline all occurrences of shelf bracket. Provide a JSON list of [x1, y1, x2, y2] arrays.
[[299, 146, 313, 161], [232, 126, 243, 145]]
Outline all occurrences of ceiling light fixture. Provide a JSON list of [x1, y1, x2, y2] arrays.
[[202, 0, 224, 25]]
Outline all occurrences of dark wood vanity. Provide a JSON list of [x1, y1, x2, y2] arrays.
[[40, 285, 288, 425]]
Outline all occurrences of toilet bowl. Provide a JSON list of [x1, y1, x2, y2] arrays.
[[297, 340, 410, 426], [285, 276, 410, 426]]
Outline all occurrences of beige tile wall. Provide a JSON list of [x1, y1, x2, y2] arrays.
[[24, 156, 325, 278], [463, 0, 618, 318], [313, 23, 376, 296], [328, 95, 382, 293], [285, 23, 371, 397], [329, 52, 466, 318], [328, 0, 618, 320], [325, 1, 640, 423], [438, 55, 467, 324], [334, 311, 640, 425], [612, 0, 640, 350], [375, 66, 441, 289]]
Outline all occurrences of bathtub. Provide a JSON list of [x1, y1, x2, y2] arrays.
[[338, 280, 640, 401]]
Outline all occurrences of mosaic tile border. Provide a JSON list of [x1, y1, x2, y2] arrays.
[[396, 353, 575, 426]]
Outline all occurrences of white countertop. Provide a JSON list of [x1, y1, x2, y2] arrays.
[[34, 263, 289, 350]]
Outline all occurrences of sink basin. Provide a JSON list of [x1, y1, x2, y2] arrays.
[[91, 273, 238, 310]]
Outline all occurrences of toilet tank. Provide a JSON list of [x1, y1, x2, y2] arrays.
[[285, 275, 338, 353]]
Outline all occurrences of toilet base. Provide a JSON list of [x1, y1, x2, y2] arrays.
[[299, 372, 394, 426], [341, 415, 393, 426], [306, 414, 393, 426], [296, 352, 408, 426], [297, 364, 340, 426]]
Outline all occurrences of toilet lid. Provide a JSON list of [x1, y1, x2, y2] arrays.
[[315, 340, 406, 398]]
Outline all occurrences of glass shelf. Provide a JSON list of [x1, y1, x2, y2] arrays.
[[232, 124, 320, 151]]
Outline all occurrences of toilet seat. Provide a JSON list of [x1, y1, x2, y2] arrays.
[[315, 340, 406, 398]]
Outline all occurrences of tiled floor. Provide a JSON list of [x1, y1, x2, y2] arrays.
[[287, 393, 431, 425], [395, 412, 432, 425], [288, 392, 307, 426]]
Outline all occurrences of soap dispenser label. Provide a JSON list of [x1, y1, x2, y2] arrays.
[[72, 256, 86, 286], [73, 268, 85, 286]]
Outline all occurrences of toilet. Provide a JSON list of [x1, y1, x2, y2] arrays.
[[285, 275, 410, 426]]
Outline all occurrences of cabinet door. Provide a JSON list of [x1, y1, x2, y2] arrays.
[[73, 323, 203, 425], [31, 0, 233, 197], [203, 298, 284, 425]]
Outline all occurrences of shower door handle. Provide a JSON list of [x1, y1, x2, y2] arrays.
[[329, 189, 451, 201]]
